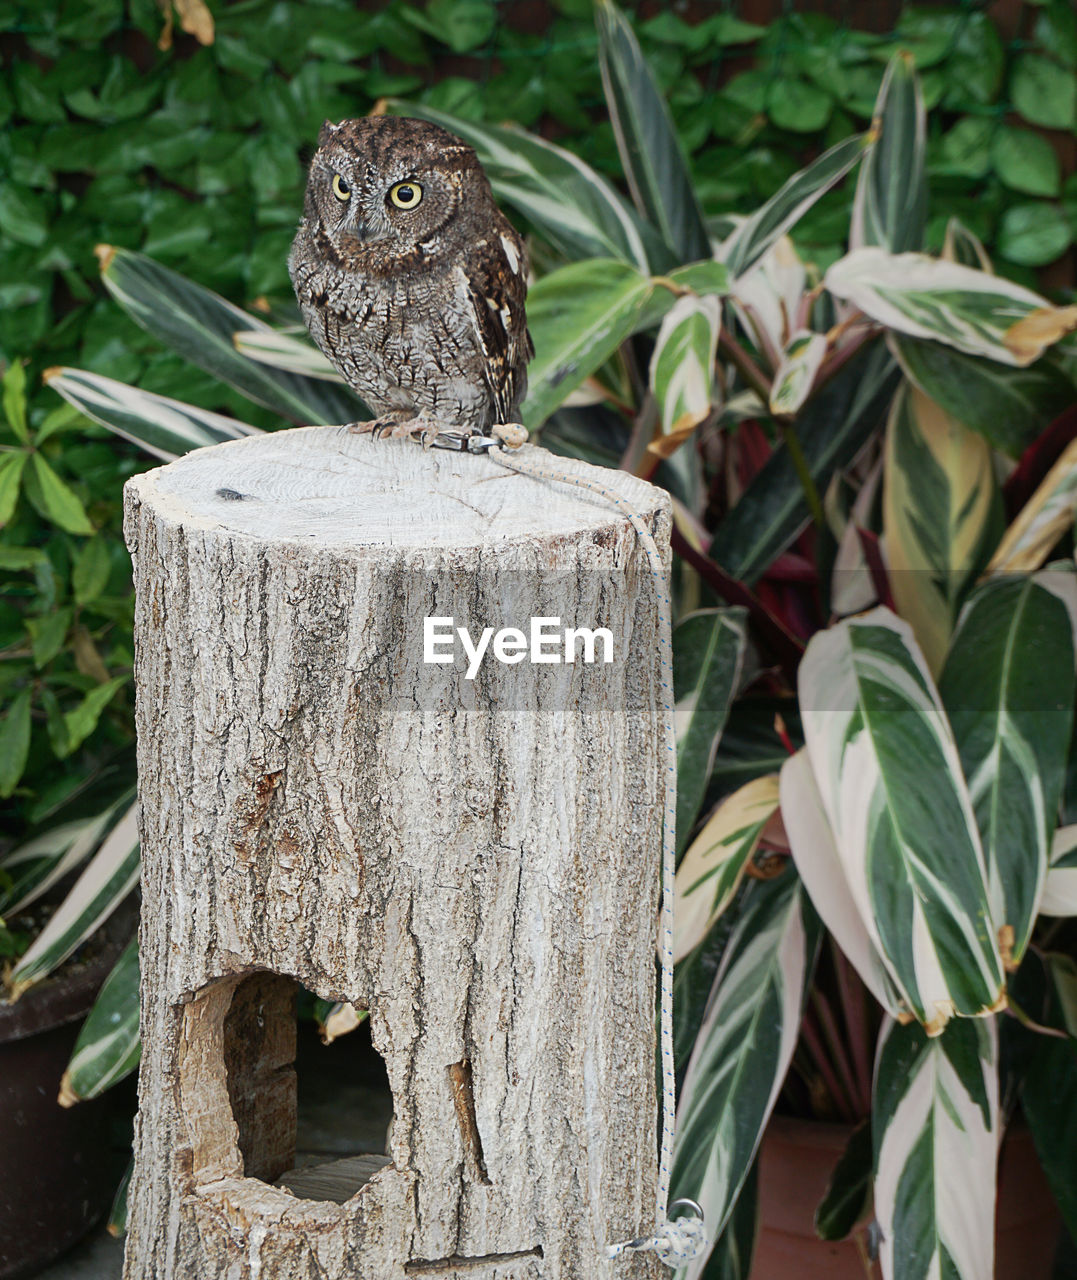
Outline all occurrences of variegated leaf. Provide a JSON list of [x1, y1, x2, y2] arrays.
[[673, 774, 780, 963], [7, 803, 140, 997], [988, 436, 1077, 574], [44, 367, 258, 462], [768, 329, 827, 416], [596, 0, 711, 265], [1039, 825, 1077, 917], [232, 329, 345, 381], [98, 246, 366, 424], [727, 235, 805, 358], [940, 573, 1077, 963], [723, 134, 869, 280], [873, 1017, 999, 1280], [850, 52, 926, 255], [671, 870, 822, 1278], [60, 934, 140, 1104], [649, 294, 721, 443], [825, 247, 1077, 367], [673, 608, 749, 851], [522, 258, 653, 429], [942, 217, 993, 273], [798, 607, 1004, 1031], [391, 101, 658, 272], [780, 749, 901, 1015], [883, 381, 1000, 674]]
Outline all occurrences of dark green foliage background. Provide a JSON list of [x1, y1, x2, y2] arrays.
[[0, 0, 1075, 840]]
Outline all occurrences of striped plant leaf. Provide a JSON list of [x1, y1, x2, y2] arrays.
[[696, 1160, 757, 1280], [521, 258, 654, 429], [798, 607, 1005, 1032], [671, 870, 822, 1277], [673, 608, 748, 851], [850, 53, 926, 255], [883, 381, 1000, 674], [317, 1001, 367, 1045], [59, 934, 140, 1105], [892, 336, 1077, 458], [942, 218, 993, 273], [987, 436, 1077, 574], [8, 803, 140, 997], [873, 1017, 999, 1280], [108, 1160, 132, 1237], [0, 792, 134, 915], [673, 774, 780, 963], [709, 341, 898, 586], [649, 294, 721, 448], [232, 328, 344, 381], [723, 134, 869, 280], [44, 367, 258, 461], [768, 329, 827, 416], [780, 749, 901, 1015], [814, 1118, 872, 1242], [1038, 824, 1077, 916], [391, 102, 658, 271], [595, 0, 711, 265], [98, 246, 366, 424], [940, 574, 1077, 964], [825, 248, 1077, 367]]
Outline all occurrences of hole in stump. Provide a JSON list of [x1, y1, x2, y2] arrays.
[[213, 971, 395, 1203]]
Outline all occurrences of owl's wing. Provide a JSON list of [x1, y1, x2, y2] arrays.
[[460, 226, 534, 424]]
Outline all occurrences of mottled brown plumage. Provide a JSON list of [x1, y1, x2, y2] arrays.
[[289, 116, 532, 438]]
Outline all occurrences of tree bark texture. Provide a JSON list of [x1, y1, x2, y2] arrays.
[[122, 427, 671, 1280]]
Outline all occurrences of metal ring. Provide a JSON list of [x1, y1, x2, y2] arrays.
[[668, 1198, 705, 1222]]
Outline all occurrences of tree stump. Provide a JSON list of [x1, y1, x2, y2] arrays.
[[122, 427, 670, 1280]]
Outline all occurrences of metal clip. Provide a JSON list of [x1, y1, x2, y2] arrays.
[[428, 430, 501, 454]]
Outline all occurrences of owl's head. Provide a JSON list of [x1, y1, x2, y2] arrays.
[[301, 116, 491, 263]]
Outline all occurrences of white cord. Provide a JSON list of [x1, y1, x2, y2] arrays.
[[486, 445, 707, 1270]]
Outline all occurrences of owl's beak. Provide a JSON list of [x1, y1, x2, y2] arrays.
[[346, 214, 377, 244]]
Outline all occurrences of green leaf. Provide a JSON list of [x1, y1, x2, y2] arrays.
[[390, 101, 659, 271], [992, 127, 1062, 198], [882, 381, 1001, 673], [825, 248, 1077, 367], [814, 1118, 872, 1241], [937, 117, 993, 180], [673, 608, 748, 852], [72, 535, 113, 605], [45, 367, 259, 461], [766, 77, 831, 134], [769, 330, 827, 417], [723, 133, 868, 279], [892, 335, 1077, 458], [521, 259, 653, 430], [699, 1159, 758, 1280], [873, 1018, 998, 1280], [795, 608, 1005, 1029], [1012, 53, 1077, 131], [109, 1160, 132, 1236], [709, 342, 898, 585], [8, 804, 140, 996], [671, 871, 822, 1253], [27, 607, 74, 669], [851, 54, 926, 254], [99, 248, 366, 426], [650, 295, 721, 440], [1023, 1032, 1077, 1242], [0, 546, 47, 572], [61, 935, 140, 1103], [403, 0, 496, 53], [62, 675, 127, 755], [0, 182, 50, 248], [998, 202, 1073, 268], [2, 361, 29, 443], [0, 451, 28, 526], [0, 688, 32, 799], [595, 0, 712, 264], [940, 574, 1077, 966], [24, 454, 94, 535]]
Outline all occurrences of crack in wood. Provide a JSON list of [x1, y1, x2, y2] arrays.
[[448, 1059, 491, 1185], [404, 1247, 543, 1275]]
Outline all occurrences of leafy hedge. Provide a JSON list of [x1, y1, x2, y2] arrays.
[[0, 0, 1075, 841]]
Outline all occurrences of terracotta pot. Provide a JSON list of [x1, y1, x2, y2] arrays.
[[0, 917, 132, 1280], [755, 1115, 1060, 1280]]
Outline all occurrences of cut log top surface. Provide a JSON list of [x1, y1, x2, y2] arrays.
[[129, 426, 666, 550]]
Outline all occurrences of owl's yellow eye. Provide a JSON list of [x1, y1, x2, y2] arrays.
[[331, 173, 350, 202], [388, 181, 423, 210]]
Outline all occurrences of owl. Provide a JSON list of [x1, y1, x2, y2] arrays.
[[289, 116, 533, 443]]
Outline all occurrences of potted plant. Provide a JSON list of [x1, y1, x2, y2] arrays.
[[38, 4, 1077, 1276]]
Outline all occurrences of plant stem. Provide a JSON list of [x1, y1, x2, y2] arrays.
[[779, 418, 826, 530], [718, 330, 771, 405], [833, 942, 874, 1116], [811, 987, 866, 1121], [800, 1006, 858, 1122]]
